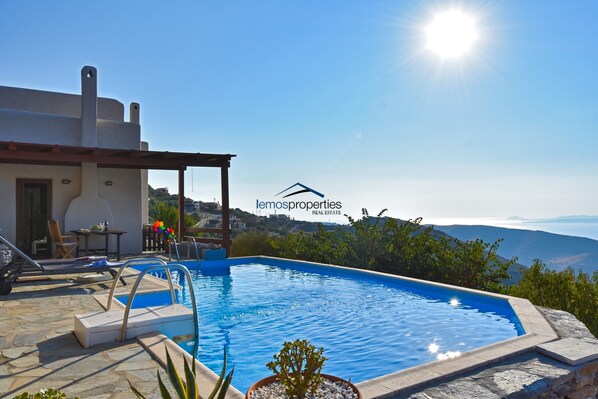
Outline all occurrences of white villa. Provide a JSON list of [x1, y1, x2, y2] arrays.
[[0, 66, 233, 257]]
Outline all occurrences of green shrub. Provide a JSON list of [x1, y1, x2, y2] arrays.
[[341, 209, 512, 291], [508, 260, 598, 336], [266, 339, 327, 399], [276, 225, 352, 266], [231, 231, 279, 257], [12, 389, 79, 399], [149, 202, 198, 230]]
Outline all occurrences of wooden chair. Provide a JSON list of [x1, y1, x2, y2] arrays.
[[47, 220, 79, 258]]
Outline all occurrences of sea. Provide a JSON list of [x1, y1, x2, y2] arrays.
[[423, 217, 598, 241]]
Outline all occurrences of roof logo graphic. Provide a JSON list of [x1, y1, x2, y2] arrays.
[[275, 182, 325, 199]]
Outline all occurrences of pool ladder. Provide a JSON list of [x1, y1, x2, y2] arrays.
[[168, 237, 201, 262], [106, 258, 171, 310], [106, 258, 199, 344], [73, 258, 199, 349]]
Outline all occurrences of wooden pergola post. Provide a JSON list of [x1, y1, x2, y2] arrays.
[[178, 168, 185, 242], [221, 161, 231, 257]]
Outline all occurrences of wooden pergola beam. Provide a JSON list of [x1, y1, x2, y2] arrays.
[[0, 141, 234, 170]]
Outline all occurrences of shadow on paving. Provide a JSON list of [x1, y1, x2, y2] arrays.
[[5, 283, 90, 296], [1, 275, 164, 397], [3, 333, 158, 398], [2, 278, 122, 300]]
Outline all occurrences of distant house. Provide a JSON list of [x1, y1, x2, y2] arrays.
[[0, 66, 234, 257], [203, 201, 221, 211], [269, 214, 290, 220]]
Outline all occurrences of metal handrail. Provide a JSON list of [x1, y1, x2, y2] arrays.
[[168, 237, 201, 269], [168, 238, 181, 262], [106, 257, 173, 310], [120, 263, 199, 343], [185, 236, 201, 261]]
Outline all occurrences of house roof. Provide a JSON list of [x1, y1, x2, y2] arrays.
[[0, 141, 235, 170]]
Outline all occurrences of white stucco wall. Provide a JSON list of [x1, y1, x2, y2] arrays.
[[0, 85, 124, 121], [0, 110, 139, 148], [97, 119, 140, 148], [0, 109, 80, 146], [97, 168, 142, 254]]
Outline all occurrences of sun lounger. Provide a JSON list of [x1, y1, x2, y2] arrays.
[[0, 233, 137, 295]]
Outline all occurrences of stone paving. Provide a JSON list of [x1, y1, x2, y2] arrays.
[[0, 272, 166, 399], [1, 269, 597, 399]]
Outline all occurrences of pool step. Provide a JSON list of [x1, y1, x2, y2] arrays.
[[74, 304, 194, 348]]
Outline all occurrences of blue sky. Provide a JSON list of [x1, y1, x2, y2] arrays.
[[1, 1, 597, 223]]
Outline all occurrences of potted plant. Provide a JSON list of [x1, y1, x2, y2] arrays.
[[12, 388, 80, 399], [246, 339, 361, 399]]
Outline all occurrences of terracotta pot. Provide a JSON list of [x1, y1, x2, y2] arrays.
[[245, 374, 362, 399]]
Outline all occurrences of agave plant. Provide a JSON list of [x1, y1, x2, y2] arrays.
[[130, 346, 234, 399]]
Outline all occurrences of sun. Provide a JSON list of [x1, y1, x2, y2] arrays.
[[425, 9, 478, 59]]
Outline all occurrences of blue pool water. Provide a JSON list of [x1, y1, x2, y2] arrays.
[[116, 289, 175, 308], [120, 258, 523, 392]]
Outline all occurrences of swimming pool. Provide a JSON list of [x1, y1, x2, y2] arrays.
[[119, 257, 524, 392]]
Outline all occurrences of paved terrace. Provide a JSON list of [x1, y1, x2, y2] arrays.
[[1, 267, 597, 399], [0, 268, 169, 399]]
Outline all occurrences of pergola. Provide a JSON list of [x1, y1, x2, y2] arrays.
[[0, 141, 235, 255]]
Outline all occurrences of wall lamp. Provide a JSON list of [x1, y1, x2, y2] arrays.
[[104, 180, 113, 186], [61, 179, 71, 184]]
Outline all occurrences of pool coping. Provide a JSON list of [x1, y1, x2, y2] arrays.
[[105, 255, 559, 399]]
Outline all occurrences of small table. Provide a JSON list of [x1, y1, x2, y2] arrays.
[[71, 229, 126, 261]]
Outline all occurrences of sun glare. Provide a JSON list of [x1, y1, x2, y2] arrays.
[[425, 9, 478, 59]]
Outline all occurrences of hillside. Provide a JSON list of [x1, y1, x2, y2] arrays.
[[433, 225, 598, 274], [148, 186, 526, 282], [148, 185, 339, 235]]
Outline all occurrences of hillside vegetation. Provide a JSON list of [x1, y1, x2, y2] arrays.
[[435, 225, 598, 273]]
